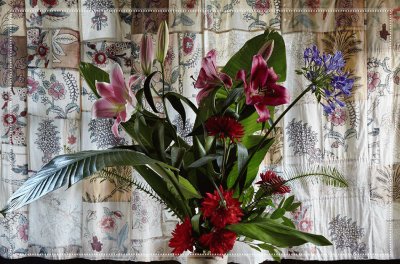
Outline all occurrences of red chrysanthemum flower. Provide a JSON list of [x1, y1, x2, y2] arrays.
[[205, 116, 244, 142], [199, 229, 237, 256], [168, 217, 195, 255], [201, 186, 243, 228], [256, 170, 291, 194]]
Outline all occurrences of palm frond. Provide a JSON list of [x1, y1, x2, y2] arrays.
[[281, 165, 349, 188]]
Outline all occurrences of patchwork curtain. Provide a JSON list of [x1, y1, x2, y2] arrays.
[[1, 0, 400, 263]]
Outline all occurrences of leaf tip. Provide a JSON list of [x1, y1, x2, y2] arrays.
[[0, 208, 7, 218]]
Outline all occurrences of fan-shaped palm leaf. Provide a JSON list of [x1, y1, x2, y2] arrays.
[[0, 149, 179, 216]]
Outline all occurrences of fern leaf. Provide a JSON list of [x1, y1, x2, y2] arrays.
[[99, 169, 181, 218], [281, 165, 349, 188]]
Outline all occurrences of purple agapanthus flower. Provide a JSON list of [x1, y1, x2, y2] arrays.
[[299, 45, 354, 115]]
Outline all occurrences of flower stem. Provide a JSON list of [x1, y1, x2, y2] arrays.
[[234, 86, 312, 189], [256, 86, 312, 152]]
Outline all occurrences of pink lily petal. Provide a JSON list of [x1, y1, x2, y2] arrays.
[[128, 74, 143, 89], [110, 64, 128, 100], [238, 54, 290, 123], [95, 81, 124, 104], [218, 72, 233, 88], [265, 67, 279, 84], [92, 98, 122, 118], [112, 116, 122, 138], [254, 103, 270, 123], [236, 69, 253, 105], [194, 49, 232, 104], [250, 55, 268, 91], [124, 102, 135, 121], [196, 87, 214, 105], [262, 84, 290, 106], [200, 50, 219, 80], [236, 69, 247, 85], [95, 81, 114, 98]]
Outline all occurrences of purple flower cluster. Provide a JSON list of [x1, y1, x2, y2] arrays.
[[300, 45, 354, 115]]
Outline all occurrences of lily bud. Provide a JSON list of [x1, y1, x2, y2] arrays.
[[156, 21, 169, 64], [257, 40, 274, 62], [140, 34, 154, 76]]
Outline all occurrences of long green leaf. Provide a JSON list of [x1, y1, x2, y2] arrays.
[[0, 149, 171, 215], [178, 176, 202, 199], [133, 165, 187, 219], [237, 143, 248, 178], [226, 218, 332, 248], [143, 72, 159, 113], [165, 92, 186, 129], [228, 138, 274, 190], [188, 154, 220, 169], [165, 92, 198, 114]]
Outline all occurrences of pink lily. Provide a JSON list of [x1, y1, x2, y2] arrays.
[[236, 55, 290, 122], [194, 50, 232, 104], [92, 63, 137, 137]]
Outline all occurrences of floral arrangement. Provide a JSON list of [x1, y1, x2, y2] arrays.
[[1, 22, 352, 261]]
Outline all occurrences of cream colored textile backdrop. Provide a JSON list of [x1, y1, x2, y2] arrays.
[[0, 0, 399, 263]]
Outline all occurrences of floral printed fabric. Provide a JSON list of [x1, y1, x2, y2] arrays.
[[0, 0, 400, 262]]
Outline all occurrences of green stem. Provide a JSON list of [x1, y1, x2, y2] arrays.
[[221, 139, 227, 178], [234, 86, 312, 189]]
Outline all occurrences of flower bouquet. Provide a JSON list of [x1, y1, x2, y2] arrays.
[[1, 22, 353, 262]]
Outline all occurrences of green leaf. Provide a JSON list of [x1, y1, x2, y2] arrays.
[[282, 195, 295, 210], [237, 143, 248, 178], [178, 176, 202, 199], [143, 71, 159, 113], [79, 62, 109, 98], [226, 218, 332, 248], [240, 111, 263, 136], [192, 88, 219, 133], [287, 202, 301, 212], [165, 92, 186, 129], [133, 115, 154, 152], [257, 244, 282, 262], [165, 92, 198, 114], [227, 143, 249, 189], [152, 122, 166, 162], [248, 244, 262, 252], [188, 154, 220, 169], [270, 208, 286, 220], [241, 186, 254, 206], [257, 198, 275, 208], [222, 29, 287, 82], [171, 146, 185, 168], [227, 162, 239, 189], [191, 214, 201, 234], [1, 149, 172, 215], [134, 165, 187, 219], [220, 88, 244, 113], [243, 138, 275, 189], [281, 216, 296, 229]]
